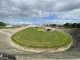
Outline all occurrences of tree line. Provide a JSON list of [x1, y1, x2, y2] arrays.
[[63, 23, 80, 28], [0, 21, 80, 28], [44, 23, 80, 28]]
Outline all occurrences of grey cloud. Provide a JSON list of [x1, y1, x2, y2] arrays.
[[57, 0, 80, 12], [0, 0, 80, 23]]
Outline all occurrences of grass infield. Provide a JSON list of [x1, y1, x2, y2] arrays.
[[12, 27, 72, 48]]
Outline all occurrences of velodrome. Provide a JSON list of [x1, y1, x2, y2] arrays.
[[0, 26, 80, 60]]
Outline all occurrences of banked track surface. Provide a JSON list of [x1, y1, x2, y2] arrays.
[[0, 26, 80, 60]]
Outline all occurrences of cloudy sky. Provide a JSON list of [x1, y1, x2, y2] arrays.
[[0, 0, 80, 24]]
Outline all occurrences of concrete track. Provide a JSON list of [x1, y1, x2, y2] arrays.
[[0, 27, 80, 60]]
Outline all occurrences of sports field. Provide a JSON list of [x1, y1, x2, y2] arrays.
[[12, 27, 72, 48]]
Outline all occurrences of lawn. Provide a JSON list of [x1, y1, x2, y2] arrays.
[[12, 27, 72, 48]]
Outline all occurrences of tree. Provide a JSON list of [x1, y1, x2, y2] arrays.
[[49, 24, 57, 27], [63, 23, 70, 28], [77, 23, 80, 28], [0, 22, 6, 27], [71, 23, 78, 28], [52, 24, 57, 27]]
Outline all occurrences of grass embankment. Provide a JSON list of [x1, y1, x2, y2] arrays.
[[0, 26, 20, 29], [12, 27, 72, 48]]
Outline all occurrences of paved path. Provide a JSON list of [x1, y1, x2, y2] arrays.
[[0, 27, 80, 60]]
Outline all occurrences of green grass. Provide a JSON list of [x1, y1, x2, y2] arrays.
[[0, 26, 20, 29], [12, 27, 72, 48]]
